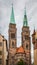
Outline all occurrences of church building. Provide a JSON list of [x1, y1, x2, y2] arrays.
[[8, 5, 31, 65]]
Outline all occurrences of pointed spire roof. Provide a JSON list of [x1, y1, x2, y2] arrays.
[[23, 7, 28, 26], [10, 4, 15, 24], [34, 27, 35, 33], [33, 26, 36, 34]]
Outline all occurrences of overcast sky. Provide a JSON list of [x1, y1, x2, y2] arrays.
[[0, 0, 37, 63]]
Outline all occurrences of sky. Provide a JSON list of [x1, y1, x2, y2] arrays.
[[0, 0, 37, 63]]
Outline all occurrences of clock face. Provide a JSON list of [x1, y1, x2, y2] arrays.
[[11, 33, 15, 39]]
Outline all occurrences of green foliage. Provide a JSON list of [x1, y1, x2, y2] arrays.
[[17, 59, 27, 65], [32, 63, 34, 65]]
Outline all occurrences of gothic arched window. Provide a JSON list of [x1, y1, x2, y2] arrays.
[[12, 41, 14, 48], [26, 44, 28, 49]]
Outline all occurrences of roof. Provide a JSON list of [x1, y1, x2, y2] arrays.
[[23, 8, 28, 26], [35, 31, 37, 39], [16, 46, 25, 53], [10, 4, 15, 24], [32, 30, 37, 39], [0, 34, 4, 38]]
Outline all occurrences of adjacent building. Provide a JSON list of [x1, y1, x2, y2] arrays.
[[32, 29, 37, 65], [0, 34, 7, 65], [8, 5, 31, 65]]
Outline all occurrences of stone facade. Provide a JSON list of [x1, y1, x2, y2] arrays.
[[14, 53, 26, 65], [0, 34, 7, 65], [22, 26, 31, 65], [32, 30, 37, 65], [8, 23, 31, 65], [8, 23, 17, 65]]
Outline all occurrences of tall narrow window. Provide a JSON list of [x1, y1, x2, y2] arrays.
[[12, 42, 14, 48], [26, 44, 28, 49]]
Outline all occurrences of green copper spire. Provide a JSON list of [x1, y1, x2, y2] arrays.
[[23, 8, 28, 26], [10, 4, 15, 24]]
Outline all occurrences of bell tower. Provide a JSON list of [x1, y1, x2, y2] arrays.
[[32, 29, 37, 65], [8, 4, 17, 65], [21, 8, 31, 65], [9, 23, 17, 49], [9, 4, 17, 49]]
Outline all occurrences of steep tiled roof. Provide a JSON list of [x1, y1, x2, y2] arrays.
[[16, 46, 25, 53]]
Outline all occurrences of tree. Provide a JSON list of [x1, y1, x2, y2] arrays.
[[17, 59, 27, 65], [32, 62, 34, 65]]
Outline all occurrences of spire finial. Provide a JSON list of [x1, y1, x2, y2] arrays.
[[24, 5, 26, 15], [23, 7, 28, 26], [12, 3, 13, 7]]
